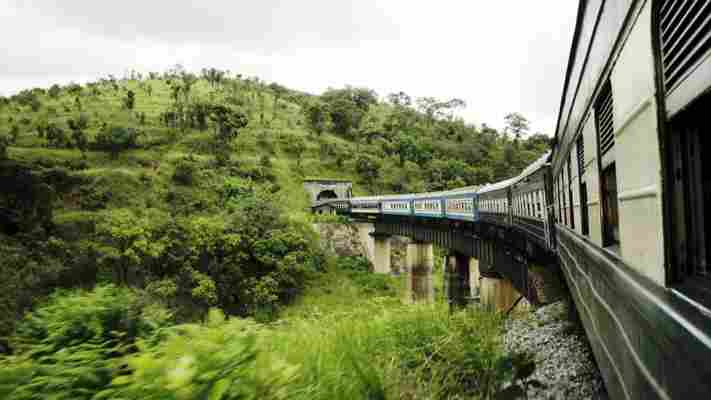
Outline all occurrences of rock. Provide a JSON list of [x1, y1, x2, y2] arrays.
[[503, 301, 607, 400], [313, 223, 368, 258]]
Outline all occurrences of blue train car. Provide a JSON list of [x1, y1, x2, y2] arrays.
[[381, 194, 413, 216], [443, 191, 479, 222], [412, 193, 445, 218]]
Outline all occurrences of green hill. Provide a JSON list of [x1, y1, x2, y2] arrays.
[[0, 68, 548, 331], [0, 67, 549, 399]]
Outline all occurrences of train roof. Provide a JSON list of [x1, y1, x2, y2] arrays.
[[516, 151, 551, 181], [476, 151, 550, 194], [477, 176, 519, 194]]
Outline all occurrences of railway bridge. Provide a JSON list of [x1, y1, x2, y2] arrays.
[[315, 1, 711, 397]]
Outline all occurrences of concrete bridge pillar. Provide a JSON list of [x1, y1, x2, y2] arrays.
[[480, 276, 529, 313], [444, 253, 471, 309], [404, 241, 434, 303], [371, 233, 392, 274], [470, 257, 481, 301]]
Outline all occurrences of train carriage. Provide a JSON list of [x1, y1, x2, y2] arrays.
[[477, 177, 516, 226], [510, 152, 552, 248], [550, 1, 711, 398], [442, 192, 479, 222], [349, 196, 381, 214], [412, 193, 445, 218], [380, 194, 413, 216]]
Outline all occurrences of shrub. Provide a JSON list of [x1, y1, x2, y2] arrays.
[[385, 305, 508, 398], [0, 133, 9, 159], [172, 157, 197, 185], [48, 84, 61, 98], [337, 256, 371, 273], [122, 90, 135, 110], [45, 123, 70, 148], [94, 126, 139, 159], [0, 285, 171, 400], [97, 309, 298, 400], [68, 114, 90, 155]]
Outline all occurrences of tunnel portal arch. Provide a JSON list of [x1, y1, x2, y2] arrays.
[[317, 190, 339, 201]]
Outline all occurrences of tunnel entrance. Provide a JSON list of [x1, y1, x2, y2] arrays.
[[317, 190, 339, 201]]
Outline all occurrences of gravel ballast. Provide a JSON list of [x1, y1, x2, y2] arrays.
[[503, 301, 607, 400]]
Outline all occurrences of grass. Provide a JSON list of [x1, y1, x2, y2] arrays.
[[257, 262, 509, 400], [0, 262, 511, 400]]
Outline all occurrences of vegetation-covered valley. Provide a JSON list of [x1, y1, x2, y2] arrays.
[[0, 67, 548, 399]]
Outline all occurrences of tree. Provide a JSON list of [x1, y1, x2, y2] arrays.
[[208, 105, 248, 165], [209, 105, 249, 143], [395, 134, 418, 166], [201, 67, 226, 88], [45, 123, 69, 148], [416, 97, 439, 126], [387, 91, 412, 107], [416, 97, 466, 126], [327, 97, 361, 137], [504, 112, 530, 140], [304, 100, 329, 135], [350, 87, 378, 111], [321, 87, 377, 137], [122, 90, 135, 110], [95, 208, 167, 285], [48, 84, 61, 99], [189, 102, 211, 131], [268, 83, 287, 121], [95, 126, 139, 159], [355, 154, 382, 189], [286, 136, 307, 167], [68, 114, 90, 157], [66, 83, 83, 97]]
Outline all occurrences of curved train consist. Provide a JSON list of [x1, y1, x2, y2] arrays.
[[328, 1, 711, 398]]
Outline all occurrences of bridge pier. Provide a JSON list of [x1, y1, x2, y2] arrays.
[[404, 241, 434, 303], [469, 257, 481, 301], [371, 233, 392, 274], [480, 276, 529, 313], [444, 253, 471, 308]]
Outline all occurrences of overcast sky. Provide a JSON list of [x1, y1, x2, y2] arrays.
[[1, 1, 577, 134]]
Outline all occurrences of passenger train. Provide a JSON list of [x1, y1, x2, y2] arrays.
[[334, 1, 711, 397]]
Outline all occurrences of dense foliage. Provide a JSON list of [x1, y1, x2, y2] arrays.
[[0, 264, 526, 400], [0, 67, 548, 399]]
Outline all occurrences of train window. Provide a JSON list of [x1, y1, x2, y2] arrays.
[[561, 173, 568, 226], [596, 80, 615, 157], [568, 154, 575, 230], [580, 182, 590, 236], [668, 92, 711, 296], [601, 164, 619, 247], [554, 178, 559, 222], [577, 135, 589, 236], [560, 175, 566, 225], [537, 191, 542, 218], [595, 78, 618, 249], [528, 193, 533, 216]]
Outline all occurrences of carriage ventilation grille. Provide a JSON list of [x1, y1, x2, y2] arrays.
[[660, 0, 711, 92], [595, 80, 614, 156]]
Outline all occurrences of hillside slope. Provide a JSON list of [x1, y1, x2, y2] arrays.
[[0, 68, 548, 333]]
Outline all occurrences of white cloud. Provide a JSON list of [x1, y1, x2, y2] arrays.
[[0, 0, 577, 134]]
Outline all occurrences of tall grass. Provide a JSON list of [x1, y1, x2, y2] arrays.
[[1, 267, 510, 399], [262, 300, 506, 399]]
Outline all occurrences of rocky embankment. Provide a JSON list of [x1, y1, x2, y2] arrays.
[[503, 302, 607, 400]]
